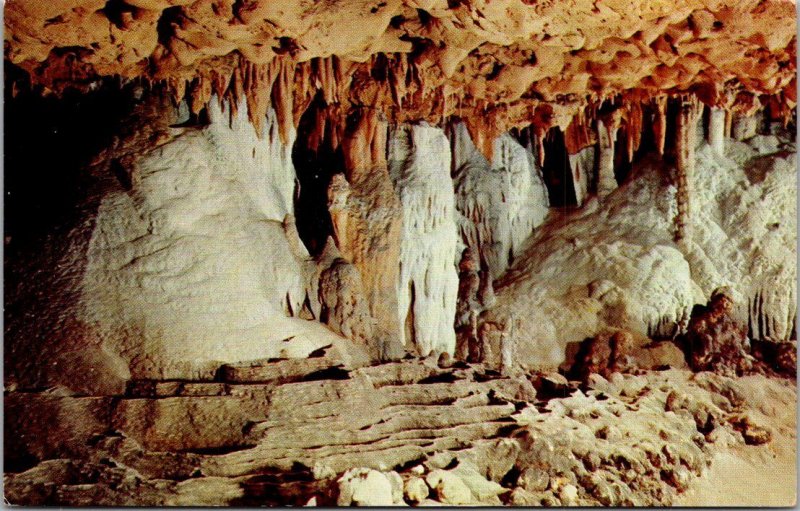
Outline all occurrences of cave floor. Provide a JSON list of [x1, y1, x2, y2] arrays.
[[4, 355, 796, 506]]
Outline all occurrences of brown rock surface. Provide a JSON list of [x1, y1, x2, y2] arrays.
[[685, 288, 753, 376]]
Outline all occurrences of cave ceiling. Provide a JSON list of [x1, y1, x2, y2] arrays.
[[4, 0, 797, 154]]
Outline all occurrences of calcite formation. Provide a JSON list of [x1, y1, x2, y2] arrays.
[[3, 0, 798, 507]]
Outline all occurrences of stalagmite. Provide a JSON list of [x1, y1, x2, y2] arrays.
[[597, 111, 622, 199], [318, 254, 376, 357], [625, 103, 644, 162], [332, 108, 405, 359], [568, 149, 594, 206], [674, 96, 702, 244], [724, 109, 733, 139], [455, 247, 482, 362], [707, 106, 726, 156]]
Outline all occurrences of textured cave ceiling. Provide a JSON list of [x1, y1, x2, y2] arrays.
[[4, 0, 798, 155]]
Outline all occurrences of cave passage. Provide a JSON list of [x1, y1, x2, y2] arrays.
[[291, 96, 343, 257], [540, 127, 578, 207]]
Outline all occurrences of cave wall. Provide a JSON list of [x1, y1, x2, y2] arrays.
[[4, 79, 797, 393]]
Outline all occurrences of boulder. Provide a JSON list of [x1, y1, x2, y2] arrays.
[[337, 468, 395, 506]]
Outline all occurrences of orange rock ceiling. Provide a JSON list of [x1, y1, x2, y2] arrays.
[[5, 0, 797, 156]]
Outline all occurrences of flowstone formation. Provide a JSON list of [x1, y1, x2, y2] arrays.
[[3, 0, 797, 507]]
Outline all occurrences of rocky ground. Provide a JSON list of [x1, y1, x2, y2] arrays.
[[5, 341, 796, 507]]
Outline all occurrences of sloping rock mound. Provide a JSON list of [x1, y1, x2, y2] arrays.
[[485, 132, 796, 369]]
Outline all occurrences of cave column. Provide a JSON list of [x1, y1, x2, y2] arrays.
[[674, 96, 702, 244], [597, 112, 621, 199], [334, 107, 405, 360], [707, 106, 726, 156]]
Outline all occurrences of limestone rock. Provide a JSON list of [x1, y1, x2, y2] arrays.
[[729, 415, 772, 446], [519, 467, 550, 492], [318, 257, 375, 355], [404, 477, 430, 503], [337, 468, 395, 507], [685, 288, 752, 376], [450, 463, 508, 503], [426, 469, 473, 505], [385, 471, 404, 504], [559, 483, 579, 506]]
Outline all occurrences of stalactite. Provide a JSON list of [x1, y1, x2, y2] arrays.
[[241, 61, 275, 136], [227, 64, 244, 122], [652, 96, 668, 156], [271, 59, 295, 145], [342, 107, 387, 178], [563, 110, 595, 155], [463, 106, 495, 162], [536, 130, 546, 168], [166, 76, 186, 106], [674, 95, 702, 244], [187, 74, 211, 115], [313, 56, 340, 105], [306, 104, 329, 154], [625, 102, 643, 162], [292, 61, 315, 128]]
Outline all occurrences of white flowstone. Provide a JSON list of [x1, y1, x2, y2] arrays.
[[486, 133, 796, 367], [17, 96, 367, 390], [597, 118, 619, 199], [449, 121, 550, 279], [732, 113, 760, 141], [388, 123, 460, 356]]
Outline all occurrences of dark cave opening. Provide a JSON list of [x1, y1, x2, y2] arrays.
[[540, 127, 578, 207], [4, 64, 137, 258], [291, 95, 344, 257], [662, 98, 683, 166]]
